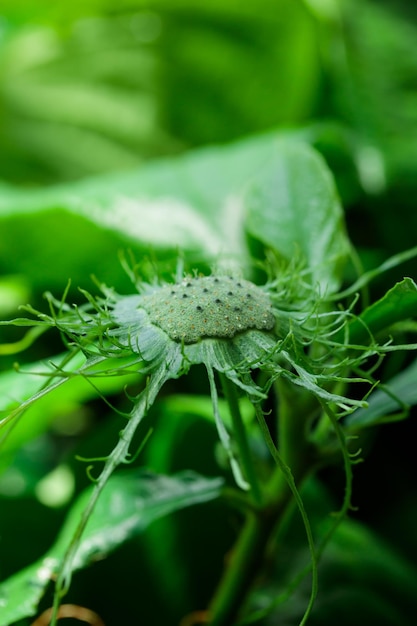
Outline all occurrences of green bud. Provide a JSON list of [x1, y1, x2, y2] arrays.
[[139, 275, 275, 344]]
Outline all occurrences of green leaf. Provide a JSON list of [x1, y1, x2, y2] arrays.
[[0, 352, 141, 473], [309, 519, 417, 626], [348, 278, 417, 344], [0, 131, 348, 294], [346, 357, 417, 427], [247, 478, 417, 625], [0, 470, 224, 626], [245, 140, 350, 292]]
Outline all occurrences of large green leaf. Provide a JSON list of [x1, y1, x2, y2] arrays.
[[347, 278, 417, 344], [0, 132, 348, 294], [0, 470, 224, 626], [245, 140, 350, 291]]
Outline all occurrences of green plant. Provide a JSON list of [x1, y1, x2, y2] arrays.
[[1, 135, 417, 625], [1, 2, 417, 623]]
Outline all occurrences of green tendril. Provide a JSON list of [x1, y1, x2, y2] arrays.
[[254, 403, 318, 626]]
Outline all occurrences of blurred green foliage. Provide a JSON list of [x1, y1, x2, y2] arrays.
[[0, 0, 320, 183]]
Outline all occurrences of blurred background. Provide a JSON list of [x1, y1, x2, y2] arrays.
[[1, 0, 416, 271], [0, 0, 414, 186], [1, 1, 417, 624]]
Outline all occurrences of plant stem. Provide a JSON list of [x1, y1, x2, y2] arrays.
[[207, 504, 287, 626], [207, 381, 316, 626], [274, 378, 313, 484]]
